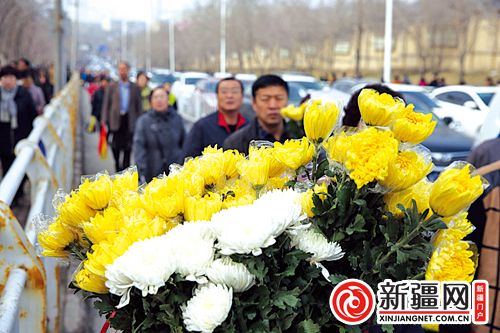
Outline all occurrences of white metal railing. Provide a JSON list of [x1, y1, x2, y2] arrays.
[[0, 74, 80, 333]]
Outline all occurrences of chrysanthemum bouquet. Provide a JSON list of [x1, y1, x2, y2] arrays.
[[36, 89, 488, 333]]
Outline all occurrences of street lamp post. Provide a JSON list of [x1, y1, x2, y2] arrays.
[[54, 0, 64, 91], [383, 0, 393, 83], [220, 0, 227, 74], [169, 16, 175, 72]]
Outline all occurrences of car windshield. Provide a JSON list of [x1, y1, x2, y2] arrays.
[[151, 73, 176, 84], [202, 81, 218, 93], [400, 91, 439, 114], [289, 80, 322, 91], [477, 92, 495, 106], [185, 77, 203, 85]]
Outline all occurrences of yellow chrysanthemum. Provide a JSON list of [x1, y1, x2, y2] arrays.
[[84, 243, 117, 277], [280, 103, 306, 121], [184, 192, 223, 221], [142, 176, 185, 219], [223, 149, 245, 179], [199, 147, 226, 185], [303, 100, 340, 143], [237, 153, 271, 187], [384, 179, 432, 217], [343, 128, 399, 188], [112, 190, 143, 211], [58, 191, 96, 228], [379, 150, 433, 191], [37, 218, 77, 257], [422, 324, 439, 332], [323, 132, 350, 163], [273, 138, 314, 171], [429, 164, 485, 217], [123, 210, 172, 240], [78, 175, 113, 210], [433, 212, 474, 246], [220, 180, 256, 209], [425, 240, 476, 282], [391, 105, 437, 144], [358, 89, 405, 126], [301, 183, 329, 217], [265, 177, 290, 191], [82, 207, 125, 244], [110, 169, 139, 207], [74, 266, 108, 294]]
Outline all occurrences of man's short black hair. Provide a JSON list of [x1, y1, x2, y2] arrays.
[[252, 74, 289, 98], [342, 83, 405, 127], [215, 77, 243, 94], [0, 65, 19, 78]]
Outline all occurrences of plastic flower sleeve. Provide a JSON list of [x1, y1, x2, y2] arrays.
[[377, 143, 433, 193], [429, 161, 489, 218]]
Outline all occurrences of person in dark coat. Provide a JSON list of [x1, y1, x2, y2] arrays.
[[223, 75, 291, 155], [37, 68, 54, 104], [91, 75, 109, 125], [0, 65, 37, 177], [183, 77, 247, 158], [133, 87, 185, 183], [101, 61, 142, 172]]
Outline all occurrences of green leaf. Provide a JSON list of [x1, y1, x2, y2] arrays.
[[273, 289, 300, 309], [329, 274, 348, 285], [381, 324, 395, 333], [346, 214, 367, 235], [297, 319, 321, 333]]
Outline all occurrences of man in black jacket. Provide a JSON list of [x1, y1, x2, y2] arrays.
[[223, 74, 291, 154], [0, 65, 37, 177]]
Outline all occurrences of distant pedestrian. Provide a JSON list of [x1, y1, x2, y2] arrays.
[[133, 87, 185, 182], [91, 75, 109, 125], [393, 75, 402, 84], [486, 76, 495, 86], [429, 73, 440, 87], [183, 77, 247, 158], [38, 69, 54, 103], [136, 71, 151, 112], [101, 61, 142, 172], [0, 65, 37, 178], [20, 69, 46, 114], [418, 77, 427, 86], [16, 58, 30, 73], [223, 74, 291, 154], [403, 74, 411, 84]]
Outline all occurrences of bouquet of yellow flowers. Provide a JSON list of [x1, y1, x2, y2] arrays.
[[36, 90, 488, 333]]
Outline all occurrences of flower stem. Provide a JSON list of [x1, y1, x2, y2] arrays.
[[311, 143, 322, 183]]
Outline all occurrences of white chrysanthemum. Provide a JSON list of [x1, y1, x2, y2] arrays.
[[211, 189, 305, 256], [289, 228, 344, 263], [182, 283, 233, 333], [105, 236, 176, 308], [163, 222, 215, 282], [206, 257, 255, 292], [253, 189, 306, 236]]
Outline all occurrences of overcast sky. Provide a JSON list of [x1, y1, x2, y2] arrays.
[[66, 0, 197, 23]]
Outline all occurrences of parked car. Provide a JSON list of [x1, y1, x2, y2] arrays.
[[172, 72, 211, 121], [430, 85, 499, 137], [280, 74, 326, 93], [331, 77, 379, 94], [149, 68, 178, 88], [474, 91, 500, 148], [431, 85, 498, 112], [183, 78, 219, 124]]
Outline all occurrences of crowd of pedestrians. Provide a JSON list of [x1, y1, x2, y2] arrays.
[[0, 59, 54, 205]]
